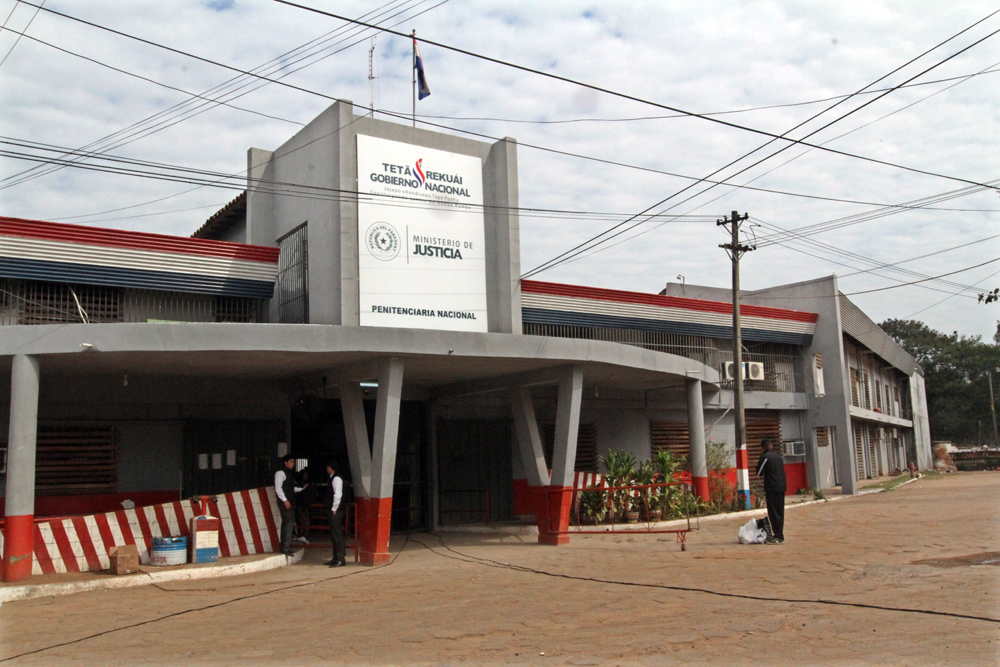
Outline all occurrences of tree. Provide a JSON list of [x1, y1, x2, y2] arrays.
[[881, 319, 1000, 445]]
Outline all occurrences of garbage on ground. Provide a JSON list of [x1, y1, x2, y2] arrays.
[[738, 518, 769, 544]]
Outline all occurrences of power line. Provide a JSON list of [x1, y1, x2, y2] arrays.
[[6, 1, 996, 234], [7, 0, 997, 272], [519, 10, 1000, 278], [273, 0, 1000, 195], [750, 217, 986, 295], [595, 54, 1000, 259], [410, 65, 1000, 126], [0, 25, 304, 126], [0, 137, 721, 224], [22, 0, 997, 201], [842, 256, 1000, 296], [0, 0, 43, 68], [1, 0, 441, 191]]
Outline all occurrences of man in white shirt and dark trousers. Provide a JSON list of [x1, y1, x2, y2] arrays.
[[755, 437, 786, 545], [275, 455, 306, 556], [326, 461, 346, 567]]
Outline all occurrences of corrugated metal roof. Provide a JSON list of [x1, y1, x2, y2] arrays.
[[839, 294, 916, 375], [0, 214, 277, 299], [522, 279, 818, 323]]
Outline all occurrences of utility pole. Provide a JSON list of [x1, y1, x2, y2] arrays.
[[989, 369, 999, 447], [718, 211, 754, 509]]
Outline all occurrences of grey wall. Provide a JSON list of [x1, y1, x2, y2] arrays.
[[744, 276, 857, 493], [247, 100, 522, 332], [0, 372, 290, 497]]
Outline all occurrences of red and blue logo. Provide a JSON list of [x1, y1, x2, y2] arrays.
[[414, 158, 426, 187]]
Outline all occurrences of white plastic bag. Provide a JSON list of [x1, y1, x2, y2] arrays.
[[738, 518, 767, 544]]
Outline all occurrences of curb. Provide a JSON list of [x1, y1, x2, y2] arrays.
[[0, 550, 304, 604], [567, 477, 921, 533], [436, 524, 539, 536]]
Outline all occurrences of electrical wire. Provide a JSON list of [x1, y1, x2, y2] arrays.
[[520, 12, 1000, 278], [6, 0, 997, 285], [842, 256, 1000, 296], [0, 137, 723, 224], [410, 533, 1000, 624], [273, 0, 1000, 196], [0, 0, 441, 191], [0, 25, 304, 126], [567, 54, 1000, 266], [0, 536, 412, 663], [5, 4, 995, 231], [410, 65, 1000, 125], [0, 0, 42, 68], [13, 0, 1000, 202], [749, 216, 988, 294]]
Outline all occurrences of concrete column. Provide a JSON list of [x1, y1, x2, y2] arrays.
[[355, 358, 403, 565], [509, 384, 550, 488], [686, 379, 709, 502], [538, 366, 583, 546], [3, 355, 40, 582], [339, 379, 372, 499]]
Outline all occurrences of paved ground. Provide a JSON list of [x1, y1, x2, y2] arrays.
[[1, 472, 998, 666]]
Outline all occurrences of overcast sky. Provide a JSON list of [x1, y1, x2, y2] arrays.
[[1, 0, 998, 339]]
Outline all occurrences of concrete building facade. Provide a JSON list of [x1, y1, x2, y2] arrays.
[[0, 101, 930, 582]]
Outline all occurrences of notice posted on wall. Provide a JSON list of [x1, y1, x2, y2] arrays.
[[356, 134, 488, 332]]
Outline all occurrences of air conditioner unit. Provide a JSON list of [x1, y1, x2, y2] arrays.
[[782, 440, 806, 457], [723, 361, 765, 381]]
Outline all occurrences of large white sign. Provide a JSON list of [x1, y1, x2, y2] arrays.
[[357, 135, 488, 331]]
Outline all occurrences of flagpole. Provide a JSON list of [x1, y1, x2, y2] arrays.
[[411, 29, 416, 128]]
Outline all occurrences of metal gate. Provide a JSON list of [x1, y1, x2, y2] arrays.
[[437, 419, 514, 525]]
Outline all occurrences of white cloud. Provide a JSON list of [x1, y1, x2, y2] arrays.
[[1, 0, 997, 338]]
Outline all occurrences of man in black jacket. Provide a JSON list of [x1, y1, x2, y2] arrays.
[[756, 438, 786, 545]]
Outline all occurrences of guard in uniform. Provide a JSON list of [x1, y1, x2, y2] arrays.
[[274, 454, 305, 555], [326, 461, 346, 567]]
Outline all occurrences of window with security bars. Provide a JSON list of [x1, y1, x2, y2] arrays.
[[862, 372, 872, 410], [875, 379, 883, 411], [745, 411, 781, 477], [0, 279, 268, 325], [276, 223, 309, 323], [849, 368, 860, 407], [0, 279, 121, 325], [36, 425, 117, 495], [650, 421, 689, 462], [540, 423, 598, 473], [815, 426, 830, 447], [853, 422, 867, 480], [884, 385, 892, 417], [868, 425, 882, 476]]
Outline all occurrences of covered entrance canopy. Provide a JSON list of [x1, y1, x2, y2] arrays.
[[2, 322, 718, 578]]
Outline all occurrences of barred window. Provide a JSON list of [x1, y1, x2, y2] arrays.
[[276, 223, 309, 324]]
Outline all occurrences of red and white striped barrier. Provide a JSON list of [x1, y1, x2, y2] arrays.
[[573, 471, 606, 489], [0, 487, 281, 576]]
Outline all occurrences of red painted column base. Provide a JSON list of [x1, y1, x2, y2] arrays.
[[534, 486, 572, 546], [356, 497, 393, 565], [692, 476, 710, 503], [2, 514, 34, 582]]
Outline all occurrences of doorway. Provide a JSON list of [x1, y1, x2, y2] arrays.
[[437, 419, 514, 525]]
